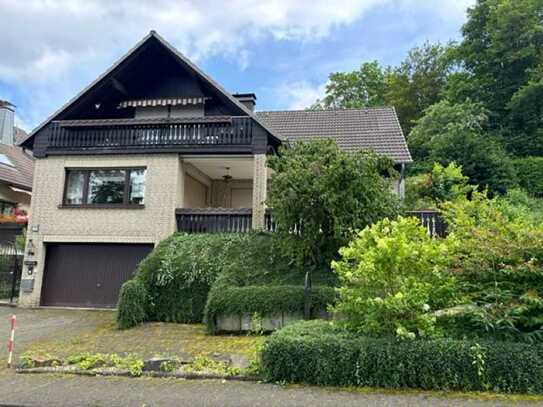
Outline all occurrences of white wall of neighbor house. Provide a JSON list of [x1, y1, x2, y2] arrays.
[[19, 153, 182, 307], [390, 178, 405, 199]]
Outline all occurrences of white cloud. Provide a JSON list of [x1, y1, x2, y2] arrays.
[[0, 0, 475, 125], [276, 81, 328, 110]]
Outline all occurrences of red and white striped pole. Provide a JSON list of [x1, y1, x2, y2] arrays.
[[7, 315, 16, 368]]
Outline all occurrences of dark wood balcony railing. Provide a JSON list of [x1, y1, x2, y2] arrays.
[[176, 208, 254, 234], [48, 116, 254, 151], [176, 208, 446, 237], [406, 210, 446, 237]]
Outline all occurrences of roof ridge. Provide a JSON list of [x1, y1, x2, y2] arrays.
[[257, 106, 395, 114]]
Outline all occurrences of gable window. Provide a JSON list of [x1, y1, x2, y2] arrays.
[[63, 168, 146, 207]]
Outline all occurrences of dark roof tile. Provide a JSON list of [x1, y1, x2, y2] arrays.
[[256, 107, 412, 163]]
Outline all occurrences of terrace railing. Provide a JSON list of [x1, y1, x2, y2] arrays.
[[176, 208, 446, 237], [48, 116, 254, 151], [406, 210, 446, 237]]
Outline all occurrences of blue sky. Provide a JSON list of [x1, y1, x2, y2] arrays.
[[0, 0, 474, 131]]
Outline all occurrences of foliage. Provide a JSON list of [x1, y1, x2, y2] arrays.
[[116, 279, 148, 329], [312, 43, 452, 135], [404, 162, 471, 210], [204, 285, 336, 332], [117, 233, 287, 328], [65, 352, 144, 376], [441, 192, 543, 342], [184, 356, 242, 376], [332, 217, 458, 339], [452, 0, 543, 156], [311, 61, 387, 109], [409, 99, 515, 194], [261, 320, 543, 393], [267, 139, 400, 270], [385, 42, 453, 134], [513, 157, 543, 197], [499, 188, 543, 223]]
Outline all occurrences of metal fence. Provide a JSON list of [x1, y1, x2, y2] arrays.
[[0, 244, 23, 304]]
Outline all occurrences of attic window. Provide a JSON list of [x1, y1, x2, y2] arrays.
[[0, 154, 14, 167]]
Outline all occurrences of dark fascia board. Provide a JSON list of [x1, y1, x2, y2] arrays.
[[21, 31, 281, 148]]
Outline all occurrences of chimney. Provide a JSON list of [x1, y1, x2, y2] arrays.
[[0, 101, 15, 146], [233, 93, 256, 112]]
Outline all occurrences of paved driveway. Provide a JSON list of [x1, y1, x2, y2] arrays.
[[0, 307, 540, 407], [0, 306, 110, 360]]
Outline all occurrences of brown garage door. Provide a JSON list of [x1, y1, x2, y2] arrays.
[[41, 243, 153, 308]]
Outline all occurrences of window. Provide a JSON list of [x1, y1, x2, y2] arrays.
[[0, 200, 15, 215], [63, 168, 146, 207]]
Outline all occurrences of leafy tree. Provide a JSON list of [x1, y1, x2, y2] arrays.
[[409, 100, 515, 194], [385, 42, 453, 134], [512, 156, 543, 197], [453, 0, 543, 155], [311, 61, 387, 109], [267, 139, 400, 271]]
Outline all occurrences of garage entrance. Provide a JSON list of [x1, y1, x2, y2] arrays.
[[41, 243, 153, 308]]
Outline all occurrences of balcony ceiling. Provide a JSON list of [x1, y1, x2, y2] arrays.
[[183, 156, 272, 180]]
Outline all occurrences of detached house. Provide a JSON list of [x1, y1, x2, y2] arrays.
[[18, 31, 411, 309]]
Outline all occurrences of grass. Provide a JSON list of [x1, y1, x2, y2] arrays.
[[19, 312, 264, 364]]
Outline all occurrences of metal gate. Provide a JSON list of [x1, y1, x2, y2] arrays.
[[0, 244, 23, 304]]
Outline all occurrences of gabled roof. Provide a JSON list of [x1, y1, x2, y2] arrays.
[[0, 128, 34, 190], [256, 107, 412, 163], [21, 31, 280, 148]]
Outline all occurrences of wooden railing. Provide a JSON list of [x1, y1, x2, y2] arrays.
[[176, 208, 254, 234], [48, 116, 254, 151], [176, 208, 446, 237], [406, 210, 446, 237]]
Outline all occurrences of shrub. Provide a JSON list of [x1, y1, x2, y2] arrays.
[[261, 320, 543, 393], [513, 157, 543, 197], [117, 232, 302, 327], [116, 279, 148, 329], [404, 162, 471, 210], [441, 192, 543, 342], [332, 216, 459, 339], [204, 285, 336, 332], [267, 139, 400, 271]]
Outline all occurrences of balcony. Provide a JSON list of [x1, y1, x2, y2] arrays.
[[45, 116, 256, 155]]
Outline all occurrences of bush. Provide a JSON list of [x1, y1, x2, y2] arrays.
[[117, 233, 289, 327], [332, 216, 458, 339], [117, 279, 148, 329], [513, 157, 543, 197], [204, 285, 336, 332], [441, 192, 543, 342], [404, 162, 471, 210], [261, 320, 543, 393]]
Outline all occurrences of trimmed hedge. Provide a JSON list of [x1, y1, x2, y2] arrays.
[[204, 285, 336, 332], [513, 157, 543, 196], [116, 279, 148, 329], [261, 321, 543, 393]]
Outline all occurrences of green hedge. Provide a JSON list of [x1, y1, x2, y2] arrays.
[[513, 157, 543, 196], [116, 279, 148, 329], [204, 285, 336, 332], [261, 321, 543, 393]]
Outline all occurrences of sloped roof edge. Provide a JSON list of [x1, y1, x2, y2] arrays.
[[21, 31, 280, 147]]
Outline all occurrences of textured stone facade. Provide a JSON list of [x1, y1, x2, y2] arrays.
[[19, 154, 182, 307]]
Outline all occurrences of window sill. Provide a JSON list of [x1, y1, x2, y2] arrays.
[[58, 204, 145, 210]]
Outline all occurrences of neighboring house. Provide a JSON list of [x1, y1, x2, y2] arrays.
[[0, 101, 33, 244], [18, 31, 411, 309]]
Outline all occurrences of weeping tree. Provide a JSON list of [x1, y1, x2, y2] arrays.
[[267, 139, 400, 272]]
